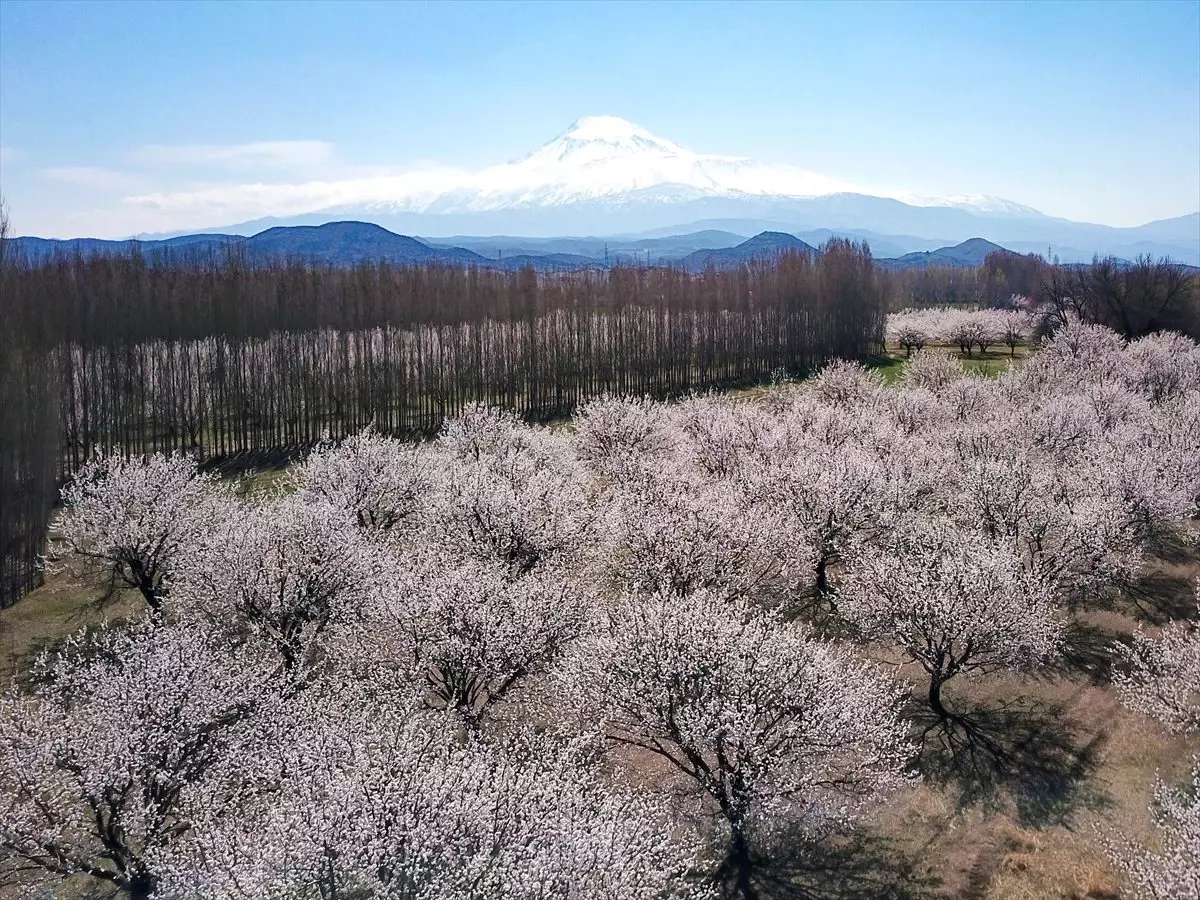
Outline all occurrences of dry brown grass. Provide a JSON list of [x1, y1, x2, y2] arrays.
[[0, 568, 143, 688], [863, 676, 1194, 900], [846, 536, 1200, 900]]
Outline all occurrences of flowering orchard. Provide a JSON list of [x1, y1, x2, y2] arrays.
[[886, 307, 1037, 358], [1112, 579, 1200, 900], [4, 321, 1199, 899]]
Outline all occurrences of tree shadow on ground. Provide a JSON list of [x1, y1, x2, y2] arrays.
[[911, 697, 1110, 829], [1046, 619, 1130, 685], [1121, 568, 1198, 624], [725, 828, 941, 900], [1144, 528, 1200, 567]]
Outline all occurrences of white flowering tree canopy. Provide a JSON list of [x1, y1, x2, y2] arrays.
[[840, 518, 1063, 718], [569, 590, 911, 847], [52, 451, 224, 614]]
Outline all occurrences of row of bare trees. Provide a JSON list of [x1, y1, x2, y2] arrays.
[[0, 239, 885, 605], [891, 250, 1198, 339], [885, 251, 1041, 308], [0, 205, 60, 603], [1037, 255, 1199, 339]]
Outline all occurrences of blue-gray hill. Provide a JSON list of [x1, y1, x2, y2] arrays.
[[877, 238, 1010, 270], [17, 223, 1188, 275], [8, 221, 491, 268], [676, 232, 817, 272]]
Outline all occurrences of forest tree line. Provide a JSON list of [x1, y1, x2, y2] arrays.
[[0, 208, 59, 605], [1, 238, 885, 606]]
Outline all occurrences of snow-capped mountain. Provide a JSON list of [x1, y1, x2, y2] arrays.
[[354, 116, 1035, 217], [130, 117, 1197, 264], [363, 116, 865, 212], [898, 193, 1047, 218]]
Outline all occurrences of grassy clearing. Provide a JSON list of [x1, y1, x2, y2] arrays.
[[869, 353, 910, 385], [0, 569, 143, 686], [871, 344, 1031, 384], [228, 465, 295, 500]]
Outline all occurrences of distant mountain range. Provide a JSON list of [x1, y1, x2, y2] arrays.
[[875, 237, 1009, 270], [7, 221, 1047, 272], [111, 116, 1197, 265], [675, 232, 816, 272], [11, 223, 492, 268]]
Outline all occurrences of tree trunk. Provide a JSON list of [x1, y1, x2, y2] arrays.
[[127, 872, 157, 900], [928, 672, 951, 721], [815, 554, 829, 599], [726, 825, 759, 900], [142, 587, 165, 619]]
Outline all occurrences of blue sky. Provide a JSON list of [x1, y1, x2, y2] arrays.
[[1, 0, 1197, 237]]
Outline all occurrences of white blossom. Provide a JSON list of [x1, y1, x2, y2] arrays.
[[601, 464, 810, 607], [424, 426, 591, 578], [573, 394, 680, 479], [158, 698, 711, 900], [840, 518, 1063, 718], [169, 494, 382, 670], [568, 589, 910, 890], [1114, 757, 1200, 900], [0, 622, 273, 898], [288, 427, 433, 532], [50, 451, 224, 614], [1116, 584, 1200, 735], [373, 548, 592, 728], [900, 349, 966, 393]]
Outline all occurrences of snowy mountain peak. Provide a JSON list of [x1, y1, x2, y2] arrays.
[[516, 115, 689, 168], [898, 192, 1045, 218], [561, 115, 675, 147], [322, 116, 1044, 222], [482, 115, 857, 208]]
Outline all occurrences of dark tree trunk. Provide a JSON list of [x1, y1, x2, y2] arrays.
[[928, 672, 951, 721], [140, 584, 165, 619], [725, 826, 759, 900], [126, 872, 157, 900]]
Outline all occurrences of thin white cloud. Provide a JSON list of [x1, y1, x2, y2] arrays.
[[131, 140, 336, 170], [41, 166, 146, 190], [123, 167, 467, 218]]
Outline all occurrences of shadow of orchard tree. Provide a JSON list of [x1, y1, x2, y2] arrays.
[[1122, 568, 1200, 625], [911, 698, 1110, 828], [717, 827, 941, 900], [1050, 619, 1130, 685]]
